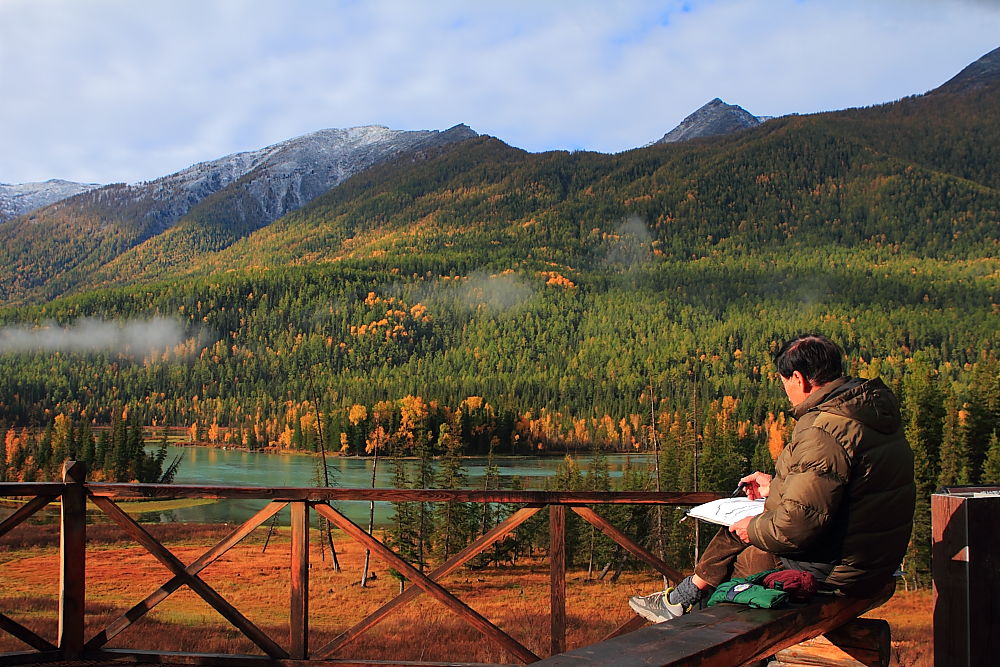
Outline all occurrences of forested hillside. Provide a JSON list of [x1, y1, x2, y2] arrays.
[[0, 50, 998, 583], [80, 86, 1000, 284], [0, 125, 477, 304]]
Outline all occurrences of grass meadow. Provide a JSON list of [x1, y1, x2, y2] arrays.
[[0, 521, 932, 665]]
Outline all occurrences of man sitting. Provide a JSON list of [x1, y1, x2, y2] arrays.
[[630, 334, 916, 621]]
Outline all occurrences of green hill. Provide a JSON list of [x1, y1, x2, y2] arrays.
[[86, 85, 1000, 287], [0, 48, 996, 470]]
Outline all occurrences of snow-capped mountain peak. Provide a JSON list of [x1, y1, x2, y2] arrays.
[[0, 179, 102, 223]]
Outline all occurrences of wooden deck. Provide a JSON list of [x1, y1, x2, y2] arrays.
[[7, 465, 986, 666], [1, 462, 711, 666]]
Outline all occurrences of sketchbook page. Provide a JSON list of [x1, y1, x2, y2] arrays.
[[685, 498, 766, 527]]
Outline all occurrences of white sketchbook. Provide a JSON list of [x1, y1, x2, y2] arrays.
[[685, 497, 766, 527]]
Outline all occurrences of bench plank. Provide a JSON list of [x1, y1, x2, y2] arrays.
[[533, 589, 888, 667]]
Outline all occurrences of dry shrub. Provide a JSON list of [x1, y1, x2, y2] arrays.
[[864, 588, 933, 667]]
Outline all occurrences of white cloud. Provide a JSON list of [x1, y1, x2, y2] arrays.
[[0, 0, 997, 184], [0, 317, 184, 356]]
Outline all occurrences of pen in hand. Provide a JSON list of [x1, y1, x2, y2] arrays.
[[731, 481, 747, 497]]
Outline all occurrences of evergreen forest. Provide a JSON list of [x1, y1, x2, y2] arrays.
[[0, 65, 998, 585]]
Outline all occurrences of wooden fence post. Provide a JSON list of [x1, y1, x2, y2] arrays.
[[932, 487, 1000, 667], [59, 461, 87, 659], [291, 501, 309, 659], [550, 504, 566, 656]]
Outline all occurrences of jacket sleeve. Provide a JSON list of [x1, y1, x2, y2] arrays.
[[746, 426, 851, 554]]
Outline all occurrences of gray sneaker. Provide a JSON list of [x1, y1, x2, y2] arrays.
[[628, 588, 686, 623]]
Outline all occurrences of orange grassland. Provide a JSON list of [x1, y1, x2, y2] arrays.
[[1, 523, 932, 665]]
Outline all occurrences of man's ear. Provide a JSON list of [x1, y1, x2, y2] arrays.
[[792, 370, 812, 395]]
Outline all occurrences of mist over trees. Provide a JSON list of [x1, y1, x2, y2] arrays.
[[1, 74, 998, 586]]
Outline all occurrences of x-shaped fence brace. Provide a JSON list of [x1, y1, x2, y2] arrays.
[[1, 484, 687, 665], [0, 492, 61, 655]]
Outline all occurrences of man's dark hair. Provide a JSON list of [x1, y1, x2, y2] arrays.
[[774, 334, 844, 385]]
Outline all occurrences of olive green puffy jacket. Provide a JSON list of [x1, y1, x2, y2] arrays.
[[746, 377, 916, 594]]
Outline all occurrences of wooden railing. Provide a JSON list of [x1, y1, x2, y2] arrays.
[[0, 461, 717, 666]]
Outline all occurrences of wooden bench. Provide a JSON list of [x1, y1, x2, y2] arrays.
[[533, 582, 893, 667]]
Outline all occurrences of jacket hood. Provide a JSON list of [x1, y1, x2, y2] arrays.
[[794, 377, 902, 435]]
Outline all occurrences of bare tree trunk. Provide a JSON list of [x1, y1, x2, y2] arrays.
[[262, 513, 279, 553], [689, 375, 700, 565], [587, 524, 596, 578], [310, 380, 341, 572], [649, 380, 665, 566], [361, 439, 379, 587]]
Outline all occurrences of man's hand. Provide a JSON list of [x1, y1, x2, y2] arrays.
[[739, 471, 773, 500], [729, 515, 753, 543]]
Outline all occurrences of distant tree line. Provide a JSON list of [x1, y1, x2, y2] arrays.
[[1, 411, 179, 484]]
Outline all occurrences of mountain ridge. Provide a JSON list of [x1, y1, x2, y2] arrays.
[[653, 98, 764, 144], [2, 47, 999, 304], [930, 45, 1000, 95], [0, 179, 102, 223], [0, 123, 478, 302]]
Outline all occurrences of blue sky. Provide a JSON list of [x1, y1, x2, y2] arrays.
[[1, 0, 998, 185]]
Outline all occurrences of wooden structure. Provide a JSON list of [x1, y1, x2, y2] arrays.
[[771, 619, 890, 667], [532, 584, 893, 667], [0, 461, 714, 666], [932, 486, 1000, 667]]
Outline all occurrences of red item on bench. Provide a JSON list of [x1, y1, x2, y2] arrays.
[[763, 569, 817, 601]]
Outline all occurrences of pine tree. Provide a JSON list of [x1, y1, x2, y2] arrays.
[[584, 441, 613, 577], [36, 424, 54, 478], [126, 417, 148, 481], [699, 400, 743, 494], [966, 352, 1000, 482], [95, 430, 111, 474], [548, 454, 585, 565], [902, 366, 945, 587], [386, 435, 418, 590], [361, 424, 388, 587], [663, 413, 696, 573], [471, 441, 504, 567], [981, 432, 1000, 485], [52, 414, 73, 465], [79, 421, 96, 467], [938, 392, 972, 487], [412, 428, 435, 572], [432, 424, 473, 559], [111, 411, 130, 481]]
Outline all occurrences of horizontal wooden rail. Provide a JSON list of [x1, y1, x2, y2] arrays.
[[0, 463, 717, 667], [0, 483, 63, 497], [82, 484, 719, 505]]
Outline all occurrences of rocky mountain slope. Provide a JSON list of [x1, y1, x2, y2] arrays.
[[0, 179, 101, 223], [2, 47, 999, 306], [182, 49, 1000, 280], [931, 45, 1000, 95], [654, 98, 763, 144], [0, 124, 477, 302]]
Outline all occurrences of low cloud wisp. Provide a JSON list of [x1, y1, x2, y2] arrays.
[[459, 272, 535, 311], [0, 317, 185, 357]]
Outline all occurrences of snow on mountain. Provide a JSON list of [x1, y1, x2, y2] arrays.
[[102, 123, 479, 237], [0, 123, 481, 304], [0, 179, 102, 222]]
